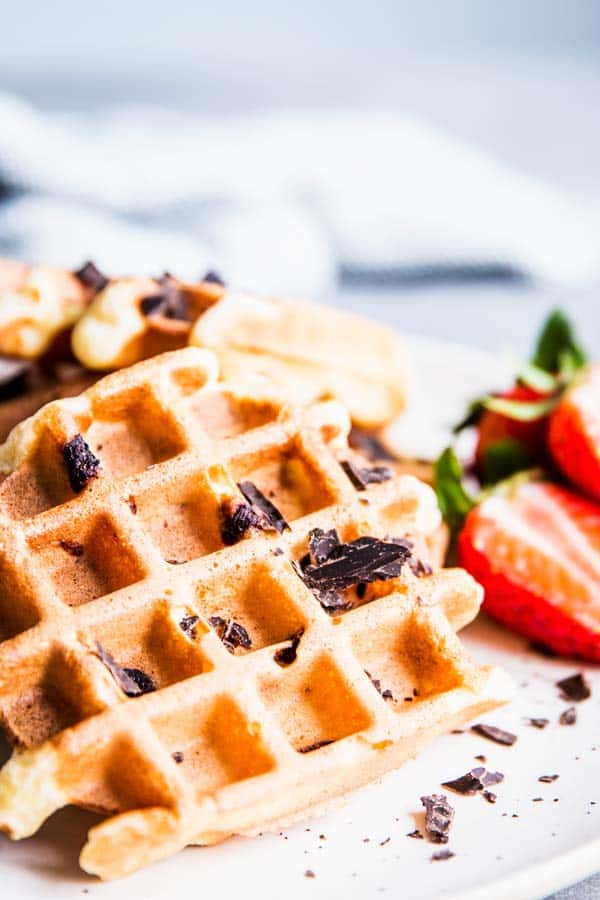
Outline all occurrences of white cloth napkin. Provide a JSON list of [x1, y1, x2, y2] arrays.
[[0, 93, 598, 295]]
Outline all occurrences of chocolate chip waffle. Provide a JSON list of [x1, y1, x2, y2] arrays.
[[0, 347, 511, 879]]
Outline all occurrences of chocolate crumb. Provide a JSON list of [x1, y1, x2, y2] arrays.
[[274, 630, 304, 666], [203, 270, 225, 286], [560, 707, 577, 726], [421, 794, 454, 844], [539, 774, 559, 783], [407, 829, 424, 840], [527, 717, 550, 730], [431, 849, 455, 861], [167, 559, 186, 565], [474, 754, 486, 762], [348, 427, 398, 462], [471, 723, 517, 746], [365, 670, 395, 701], [63, 434, 101, 493], [304, 870, 315, 879], [483, 791, 497, 804], [73, 260, 109, 293], [298, 739, 334, 754], [272, 547, 284, 556], [128, 496, 137, 514], [209, 616, 252, 652], [556, 673, 591, 702], [379, 837, 391, 846], [179, 615, 200, 637], [532, 797, 544, 802], [59, 539, 84, 558], [340, 459, 393, 491], [238, 481, 290, 534], [172, 751, 184, 764]]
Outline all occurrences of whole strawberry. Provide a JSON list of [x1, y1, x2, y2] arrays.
[[549, 365, 600, 502]]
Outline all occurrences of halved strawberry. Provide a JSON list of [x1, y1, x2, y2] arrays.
[[549, 365, 600, 503], [458, 479, 600, 662]]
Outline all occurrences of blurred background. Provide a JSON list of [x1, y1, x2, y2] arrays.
[[1, 0, 599, 356]]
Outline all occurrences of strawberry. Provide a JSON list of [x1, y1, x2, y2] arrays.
[[457, 479, 600, 662], [549, 365, 600, 503], [474, 383, 550, 478]]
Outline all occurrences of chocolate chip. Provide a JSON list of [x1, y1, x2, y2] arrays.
[[94, 642, 150, 697], [431, 849, 455, 861], [172, 751, 184, 764], [348, 427, 398, 462], [73, 260, 109, 293], [209, 616, 252, 652], [63, 434, 100, 493], [179, 615, 200, 637], [539, 774, 559, 783], [421, 794, 454, 844], [59, 539, 84, 558], [140, 275, 190, 321], [340, 459, 393, 491], [527, 717, 550, 729], [238, 480, 290, 534], [556, 673, 591, 702], [274, 630, 304, 666], [471, 723, 517, 746], [122, 667, 156, 695], [298, 739, 333, 754], [203, 270, 225, 286], [407, 829, 424, 839], [560, 707, 577, 725]]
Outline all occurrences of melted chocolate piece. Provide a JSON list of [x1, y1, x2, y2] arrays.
[[421, 794, 454, 844], [340, 459, 393, 491], [94, 642, 147, 697], [220, 498, 264, 545], [59, 539, 84, 558], [560, 707, 577, 725], [274, 630, 303, 666], [556, 673, 590, 702], [348, 427, 398, 462], [73, 260, 109, 293], [63, 434, 100, 493], [471, 723, 517, 746], [238, 481, 290, 534], [209, 616, 252, 652], [123, 667, 156, 695], [179, 615, 200, 637]]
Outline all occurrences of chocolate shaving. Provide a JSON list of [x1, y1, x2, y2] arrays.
[[471, 723, 517, 746], [340, 459, 393, 491], [407, 829, 424, 840], [238, 480, 289, 534], [179, 615, 200, 637], [421, 794, 454, 844], [73, 260, 109, 293], [209, 616, 252, 652], [123, 668, 156, 695], [63, 434, 101, 493], [442, 767, 503, 796], [556, 673, 590, 702], [431, 849, 455, 861], [539, 774, 559, 783], [140, 275, 190, 321], [220, 498, 264, 545], [203, 270, 225, 286], [560, 707, 577, 725], [172, 751, 184, 764], [527, 717, 549, 729], [59, 539, 84, 558], [274, 630, 304, 666], [94, 642, 149, 697], [348, 427, 398, 462], [300, 533, 411, 593], [298, 739, 333, 754]]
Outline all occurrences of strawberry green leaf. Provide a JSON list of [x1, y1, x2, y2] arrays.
[[532, 309, 586, 375], [452, 398, 486, 434], [483, 395, 558, 421], [480, 438, 533, 486], [516, 361, 557, 394], [434, 447, 477, 533]]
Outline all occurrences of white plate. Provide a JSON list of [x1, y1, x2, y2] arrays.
[[2, 335, 599, 900]]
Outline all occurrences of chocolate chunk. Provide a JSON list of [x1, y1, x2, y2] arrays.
[[203, 270, 225, 286], [348, 427, 398, 462], [59, 539, 84, 558], [298, 739, 333, 753], [220, 498, 264, 545], [274, 630, 303, 666], [73, 260, 109, 293], [140, 275, 190, 321], [560, 707, 577, 725], [431, 849, 455, 861], [300, 534, 412, 593], [539, 774, 559, 783], [556, 673, 591, 702], [94, 642, 148, 697], [209, 616, 252, 652], [172, 751, 184, 764], [471, 723, 517, 746], [122, 667, 156, 695], [421, 794, 454, 844], [483, 791, 497, 804], [442, 772, 483, 796], [527, 717, 549, 729], [308, 528, 340, 564], [407, 829, 424, 839], [238, 480, 290, 534], [63, 434, 101, 493], [340, 459, 393, 491], [179, 615, 200, 637]]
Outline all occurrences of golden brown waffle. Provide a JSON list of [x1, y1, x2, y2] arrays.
[[0, 347, 510, 879]]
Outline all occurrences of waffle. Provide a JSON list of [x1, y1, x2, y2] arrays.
[[0, 347, 510, 880]]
